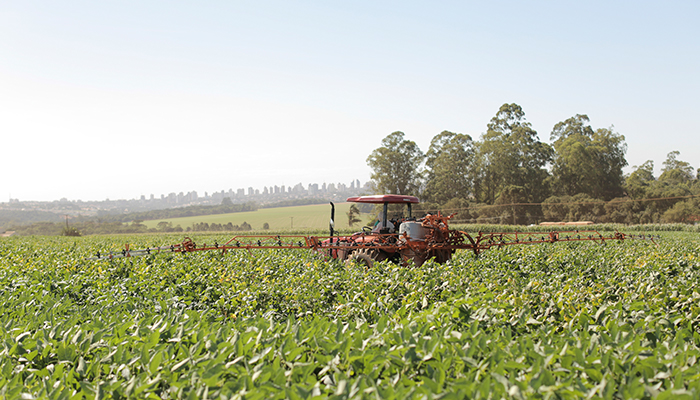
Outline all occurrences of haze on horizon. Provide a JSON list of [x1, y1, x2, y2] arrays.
[[1, 1, 698, 202]]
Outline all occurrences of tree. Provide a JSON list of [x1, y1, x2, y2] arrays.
[[156, 221, 173, 232], [347, 204, 362, 227], [423, 131, 475, 204], [62, 226, 81, 236], [474, 103, 552, 204], [662, 198, 700, 223], [550, 114, 627, 200], [660, 151, 695, 186], [494, 185, 529, 224], [625, 160, 655, 199], [644, 151, 699, 218], [367, 132, 424, 195]]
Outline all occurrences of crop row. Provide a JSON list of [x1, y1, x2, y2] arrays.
[[1, 233, 699, 398]]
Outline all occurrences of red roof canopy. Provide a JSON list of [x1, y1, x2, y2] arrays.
[[346, 195, 420, 204]]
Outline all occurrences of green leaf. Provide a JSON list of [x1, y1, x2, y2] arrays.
[[149, 351, 163, 375], [585, 368, 603, 383]]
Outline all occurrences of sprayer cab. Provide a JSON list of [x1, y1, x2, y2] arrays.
[[346, 195, 420, 234]]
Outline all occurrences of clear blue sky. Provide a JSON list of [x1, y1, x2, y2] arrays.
[[1, 1, 698, 201]]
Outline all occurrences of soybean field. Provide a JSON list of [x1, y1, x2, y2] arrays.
[[1, 232, 700, 399]]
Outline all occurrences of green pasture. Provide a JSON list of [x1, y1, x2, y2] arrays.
[[141, 202, 372, 231]]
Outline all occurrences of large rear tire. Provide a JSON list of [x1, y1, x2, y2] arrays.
[[345, 248, 387, 268], [431, 249, 453, 264]]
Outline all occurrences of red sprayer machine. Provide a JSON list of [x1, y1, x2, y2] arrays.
[[89, 195, 656, 267]]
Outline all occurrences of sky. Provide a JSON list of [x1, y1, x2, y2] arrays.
[[1, 1, 698, 202]]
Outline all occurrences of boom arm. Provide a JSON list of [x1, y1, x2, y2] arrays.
[[87, 228, 656, 261]]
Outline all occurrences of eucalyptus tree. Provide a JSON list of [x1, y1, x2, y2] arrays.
[[474, 103, 553, 204], [550, 114, 627, 201], [625, 160, 655, 199], [649, 151, 699, 220], [659, 150, 696, 186], [423, 131, 475, 204], [366, 131, 424, 196]]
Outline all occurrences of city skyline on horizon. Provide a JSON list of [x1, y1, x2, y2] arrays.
[[5, 178, 365, 204]]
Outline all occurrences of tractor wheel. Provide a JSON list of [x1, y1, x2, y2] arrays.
[[345, 248, 387, 268], [399, 248, 428, 267], [431, 249, 453, 264]]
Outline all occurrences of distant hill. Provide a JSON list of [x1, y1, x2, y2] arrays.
[[99, 201, 258, 222], [260, 198, 330, 208], [0, 210, 64, 231]]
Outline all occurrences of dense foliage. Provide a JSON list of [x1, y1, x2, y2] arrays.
[[368, 104, 700, 224], [366, 132, 424, 196], [1, 232, 700, 398]]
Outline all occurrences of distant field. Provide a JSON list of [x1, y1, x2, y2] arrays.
[[142, 202, 372, 231]]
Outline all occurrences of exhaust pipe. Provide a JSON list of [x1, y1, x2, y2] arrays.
[[329, 202, 335, 238]]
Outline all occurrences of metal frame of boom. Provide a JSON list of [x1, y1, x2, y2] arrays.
[[87, 229, 657, 261]]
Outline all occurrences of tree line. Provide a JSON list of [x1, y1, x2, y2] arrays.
[[8, 219, 262, 236], [99, 200, 258, 223], [367, 103, 699, 224]]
